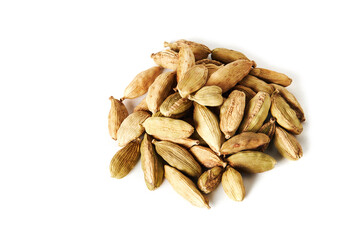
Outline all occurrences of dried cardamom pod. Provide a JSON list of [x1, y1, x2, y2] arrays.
[[151, 49, 179, 70], [232, 85, 256, 103], [195, 59, 223, 66], [164, 165, 210, 209], [250, 68, 292, 87], [211, 47, 254, 65], [220, 90, 246, 139], [193, 102, 223, 155], [257, 117, 276, 151], [152, 111, 164, 117], [165, 39, 211, 61], [188, 86, 223, 107], [153, 140, 202, 178], [176, 44, 195, 83], [205, 59, 253, 93], [160, 92, 192, 117], [153, 137, 199, 149], [203, 63, 222, 79], [239, 75, 274, 95], [123, 66, 163, 99], [189, 145, 227, 168], [117, 111, 151, 147], [133, 97, 150, 112], [146, 71, 176, 114], [109, 138, 141, 179], [222, 166, 245, 201], [274, 126, 303, 160], [221, 132, 270, 155], [108, 96, 128, 140], [239, 91, 271, 133], [226, 151, 276, 173], [143, 117, 194, 140], [177, 65, 208, 98], [271, 84, 305, 122], [270, 90, 303, 135], [197, 167, 223, 194], [140, 134, 164, 190]]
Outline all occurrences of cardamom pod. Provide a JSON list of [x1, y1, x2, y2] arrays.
[[221, 132, 270, 155], [177, 65, 208, 98], [165, 39, 211, 61], [164, 165, 210, 208], [152, 111, 164, 117], [232, 85, 256, 103], [257, 117, 276, 151], [146, 71, 176, 114], [220, 90, 246, 139], [160, 92, 192, 117], [117, 111, 151, 147], [271, 90, 303, 135], [133, 97, 150, 112], [176, 44, 195, 83], [140, 134, 164, 190], [153, 140, 202, 178], [222, 166, 245, 201], [109, 138, 141, 179], [151, 49, 178, 70], [189, 145, 227, 168], [203, 63, 222, 79], [271, 84, 305, 122], [274, 126, 303, 160], [250, 68, 292, 87], [226, 151, 276, 173], [143, 117, 194, 140], [108, 96, 128, 140], [205, 59, 253, 93], [197, 167, 223, 194], [188, 86, 223, 107], [152, 135, 200, 149], [123, 66, 163, 99], [195, 59, 223, 66], [193, 102, 223, 155], [239, 91, 271, 133], [211, 47, 250, 63], [239, 75, 274, 95]]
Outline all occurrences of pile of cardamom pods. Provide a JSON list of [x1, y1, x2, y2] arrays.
[[108, 39, 305, 208]]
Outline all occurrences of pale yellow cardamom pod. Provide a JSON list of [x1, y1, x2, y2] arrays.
[[197, 167, 223, 194], [108, 96, 128, 140], [188, 86, 223, 107], [226, 151, 276, 173], [257, 117, 276, 151], [117, 111, 151, 147], [177, 65, 208, 98], [152, 135, 199, 149], [165, 39, 211, 61], [176, 44, 195, 83], [220, 132, 270, 155], [143, 117, 194, 140], [239, 75, 274, 95], [250, 68, 292, 87], [164, 165, 210, 209], [151, 49, 179, 70], [160, 92, 192, 117], [109, 138, 141, 179], [123, 66, 163, 99], [274, 126, 303, 160], [189, 145, 227, 168], [211, 47, 250, 63], [222, 166, 245, 202]]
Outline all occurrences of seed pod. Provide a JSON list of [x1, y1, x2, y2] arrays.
[[203, 63, 222, 79], [140, 134, 164, 190], [196, 59, 223, 66], [153, 140, 202, 178], [250, 68, 292, 87], [197, 167, 223, 194], [239, 91, 271, 133], [189, 145, 227, 168], [123, 66, 163, 99], [220, 132, 270, 155], [165, 39, 211, 61], [151, 49, 178, 70], [152, 111, 164, 117], [117, 111, 151, 147], [160, 92, 192, 117], [220, 90, 246, 139], [274, 126, 303, 160], [222, 166, 245, 202], [232, 85, 256, 103], [109, 138, 141, 179], [211, 47, 250, 63], [164, 165, 210, 209], [239, 75, 274, 95], [176, 44, 195, 83], [177, 65, 208, 98], [205, 59, 253, 93], [188, 86, 223, 107], [226, 151, 276, 173], [271, 84, 305, 122], [108, 96, 128, 140], [143, 117, 194, 140], [257, 117, 276, 151], [134, 97, 150, 112], [193, 102, 223, 155], [271, 90, 303, 135], [146, 71, 176, 114], [152, 134, 200, 149]]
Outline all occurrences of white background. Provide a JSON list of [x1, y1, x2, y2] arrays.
[[1, 0, 359, 239]]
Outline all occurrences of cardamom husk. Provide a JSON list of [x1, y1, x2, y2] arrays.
[[211, 48, 250, 63], [274, 126, 303, 160], [160, 92, 192, 117], [197, 167, 223, 194], [165, 39, 211, 61], [151, 49, 178, 70], [257, 117, 276, 151], [250, 68, 292, 87], [222, 166, 245, 201], [189, 145, 227, 168], [221, 132, 270, 155], [108, 96, 128, 140], [176, 44, 195, 83], [143, 117, 194, 140], [188, 86, 223, 107], [177, 65, 208, 98], [226, 151, 276, 173]]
